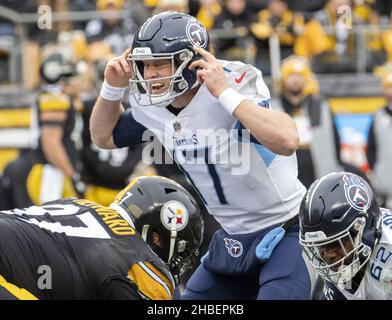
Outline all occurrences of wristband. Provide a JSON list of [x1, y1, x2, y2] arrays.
[[100, 81, 126, 101], [218, 88, 246, 114]]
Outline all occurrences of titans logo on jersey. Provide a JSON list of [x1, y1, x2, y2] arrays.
[[224, 238, 243, 258]]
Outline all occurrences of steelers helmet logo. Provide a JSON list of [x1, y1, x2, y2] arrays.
[[160, 200, 189, 231], [343, 173, 371, 212], [186, 20, 208, 48]]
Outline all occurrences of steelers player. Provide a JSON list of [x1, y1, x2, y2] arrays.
[[1, 47, 85, 209], [0, 176, 203, 300]]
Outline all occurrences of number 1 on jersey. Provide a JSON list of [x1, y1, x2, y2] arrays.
[[174, 147, 228, 205]]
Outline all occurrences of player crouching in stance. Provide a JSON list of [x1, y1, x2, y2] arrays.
[[299, 172, 392, 300], [0, 176, 203, 300]]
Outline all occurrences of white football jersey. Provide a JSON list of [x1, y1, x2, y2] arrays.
[[337, 209, 392, 300], [129, 59, 306, 234]]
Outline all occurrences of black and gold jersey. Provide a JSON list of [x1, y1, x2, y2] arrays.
[[33, 86, 78, 167], [0, 198, 174, 300]]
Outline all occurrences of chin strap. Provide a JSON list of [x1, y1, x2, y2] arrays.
[[141, 225, 149, 242], [168, 218, 177, 263]]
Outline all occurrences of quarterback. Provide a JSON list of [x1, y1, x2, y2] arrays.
[[91, 11, 310, 299]]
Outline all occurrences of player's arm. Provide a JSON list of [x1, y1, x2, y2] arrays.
[[90, 48, 140, 149], [99, 262, 174, 300], [90, 97, 125, 149], [98, 277, 143, 300], [190, 46, 299, 156]]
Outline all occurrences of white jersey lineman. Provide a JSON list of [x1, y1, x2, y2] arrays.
[[331, 209, 392, 300], [130, 60, 306, 234]]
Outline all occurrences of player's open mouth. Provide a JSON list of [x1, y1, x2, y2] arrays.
[[151, 82, 166, 94]]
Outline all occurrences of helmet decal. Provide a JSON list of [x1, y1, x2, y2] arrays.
[[185, 19, 208, 48], [343, 173, 371, 212], [160, 200, 189, 231]]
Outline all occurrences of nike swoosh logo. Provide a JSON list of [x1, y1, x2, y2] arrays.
[[235, 71, 247, 84]]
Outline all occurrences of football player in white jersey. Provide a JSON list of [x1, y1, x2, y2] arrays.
[[299, 172, 392, 300], [90, 11, 311, 299]]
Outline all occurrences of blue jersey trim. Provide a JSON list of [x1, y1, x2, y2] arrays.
[[112, 110, 147, 148], [234, 121, 276, 167], [253, 143, 276, 168], [258, 99, 271, 108]]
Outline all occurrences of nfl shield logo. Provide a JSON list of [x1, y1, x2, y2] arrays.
[[173, 122, 181, 132]]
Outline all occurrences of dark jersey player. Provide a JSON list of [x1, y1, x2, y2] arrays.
[[0, 176, 203, 300]]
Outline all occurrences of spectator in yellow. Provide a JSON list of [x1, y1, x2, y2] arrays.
[[251, 0, 304, 58], [381, 20, 392, 65], [272, 56, 348, 188], [295, 0, 370, 71], [153, 0, 189, 14], [194, 0, 222, 30], [293, 0, 349, 59], [212, 0, 256, 61], [85, 0, 137, 55]]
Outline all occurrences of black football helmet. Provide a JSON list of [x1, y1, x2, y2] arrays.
[[127, 11, 209, 107], [299, 172, 382, 285], [40, 51, 76, 84], [110, 176, 204, 284]]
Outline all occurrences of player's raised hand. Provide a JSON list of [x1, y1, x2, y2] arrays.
[[104, 47, 133, 88], [189, 46, 230, 98]]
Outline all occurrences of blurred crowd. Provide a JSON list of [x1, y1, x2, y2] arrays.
[[2, 0, 392, 80]]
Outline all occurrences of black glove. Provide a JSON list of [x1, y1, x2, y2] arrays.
[[71, 172, 86, 198]]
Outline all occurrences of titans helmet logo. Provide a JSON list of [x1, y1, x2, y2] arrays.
[[186, 20, 208, 48], [343, 173, 371, 212], [223, 238, 243, 258]]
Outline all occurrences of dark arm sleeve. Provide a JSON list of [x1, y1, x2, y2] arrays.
[[112, 110, 148, 148], [366, 120, 377, 169], [99, 277, 142, 300]]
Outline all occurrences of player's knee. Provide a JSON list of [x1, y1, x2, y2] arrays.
[[181, 275, 215, 300], [181, 287, 206, 300], [258, 277, 310, 300], [258, 244, 311, 299], [180, 265, 221, 300]]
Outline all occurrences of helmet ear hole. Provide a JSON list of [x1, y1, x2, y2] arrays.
[[151, 229, 163, 248]]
